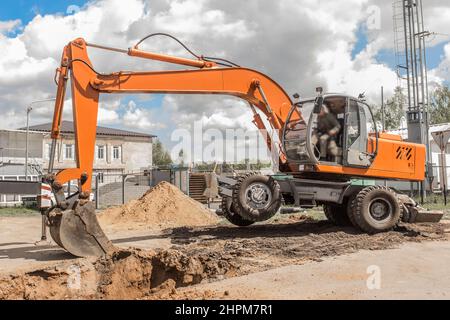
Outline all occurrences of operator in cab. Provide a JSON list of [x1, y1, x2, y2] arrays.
[[312, 104, 341, 161]]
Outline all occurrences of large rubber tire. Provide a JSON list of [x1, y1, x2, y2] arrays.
[[323, 200, 352, 226], [220, 196, 255, 227], [346, 194, 358, 228], [352, 186, 401, 234], [232, 173, 282, 222]]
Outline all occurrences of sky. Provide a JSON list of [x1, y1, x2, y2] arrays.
[[0, 0, 449, 162]]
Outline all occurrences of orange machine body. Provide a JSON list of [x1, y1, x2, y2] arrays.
[[313, 135, 426, 181], [50, 38, 426, 192]]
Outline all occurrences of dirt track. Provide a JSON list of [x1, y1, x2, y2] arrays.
[[0, 213, 449, 299], [177, 240, 450, 300]]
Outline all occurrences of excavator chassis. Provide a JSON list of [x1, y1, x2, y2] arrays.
[[218, 174, 444, 229]]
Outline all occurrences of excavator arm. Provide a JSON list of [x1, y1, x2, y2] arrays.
[[49, 38, 294, 193], [45, 37, 296, 257]]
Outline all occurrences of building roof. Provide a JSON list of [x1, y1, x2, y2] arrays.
[[18, 121, 156, 138]]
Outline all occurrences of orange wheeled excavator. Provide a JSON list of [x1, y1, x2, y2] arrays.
[[41, 34, 442, 257]]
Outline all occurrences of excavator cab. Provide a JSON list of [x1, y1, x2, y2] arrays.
[[282, 93, 378, 168]]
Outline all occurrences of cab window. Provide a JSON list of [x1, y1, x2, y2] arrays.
[[347, 100, 360, 146], [283, 101, 315, 163]]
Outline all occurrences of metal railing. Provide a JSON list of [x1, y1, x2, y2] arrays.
[[0, 174, 40, 205], [92, 168, 190, 209]]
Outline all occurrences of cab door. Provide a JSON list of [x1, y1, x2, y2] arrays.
[[343, 99, 372, 167], [282, 100, 318, 164]]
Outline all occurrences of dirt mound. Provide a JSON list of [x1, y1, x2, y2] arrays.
[[98, 181, 219, 230]]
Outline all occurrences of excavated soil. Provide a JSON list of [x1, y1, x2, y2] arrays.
[[0, 214, 448, 300], [0, 247, 236, 300], [168, 219, 448, 274], [98, 181, 219, 230]]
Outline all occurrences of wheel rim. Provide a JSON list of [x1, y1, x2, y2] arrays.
[[368, 197, 392, 221], [245, 182, 272, 210]]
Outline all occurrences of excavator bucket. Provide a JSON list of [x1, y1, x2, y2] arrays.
[[49, 201, 116, 257]]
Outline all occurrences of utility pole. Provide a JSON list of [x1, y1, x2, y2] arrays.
[[381, 86, 388, 188], [25, 98, 56, 179], [25, 106, 32, 179], [393, 0, 431, 201], [381, 86, 385, 131]]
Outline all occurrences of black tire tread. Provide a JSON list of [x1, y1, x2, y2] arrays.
[[346, 195, 358, 228], [323, 201, 352, 226], [352, 185, 401, 234], [220, 196, 255, 227], [231, 173, 281, 222]]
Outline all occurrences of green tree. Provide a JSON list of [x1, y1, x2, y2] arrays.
[[152, 139, 172, 167], [429, 85, 450, 125], [373, 86, 406, 130], [177, 149, 185, 166]]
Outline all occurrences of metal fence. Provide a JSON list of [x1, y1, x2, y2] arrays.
[[5, 165, 448, 208], [92, 168, 190, 209], [0, 175, 40, 205], [0, 168, 190, 208]]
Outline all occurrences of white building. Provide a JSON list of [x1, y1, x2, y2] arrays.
[[0, 121, 155, 204], [389, 123, 450, 191]]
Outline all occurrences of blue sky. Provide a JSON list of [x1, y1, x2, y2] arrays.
[[0, 0, 89, 24], [352, 23, 445, 71]]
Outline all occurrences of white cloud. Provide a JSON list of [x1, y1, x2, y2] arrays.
[[0, 0, 147, 129], [318, 38, 398, 101], [0, 0, 449, 161], [0, 19, 21, 35], [98, 107, 119, 125], [123, 101, 166, 130], [431, 42, 450, 83]]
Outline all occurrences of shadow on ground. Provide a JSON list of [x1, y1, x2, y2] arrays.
[[0, 243, 75, 262]]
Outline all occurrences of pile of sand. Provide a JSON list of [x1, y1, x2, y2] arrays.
[[98, 181, 219, 230]]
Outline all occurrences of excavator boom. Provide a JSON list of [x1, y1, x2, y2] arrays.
[[46, 37, 295, 257], [50, 38, 294, 192]]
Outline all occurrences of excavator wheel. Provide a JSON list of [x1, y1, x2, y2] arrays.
[[220, 196, 255, 227], [48, 201, 116, 257], [232, 173, 281, 222], [323, 199, 352, 226], [346, 195, 358, 228], [351, 186, 401, 234]]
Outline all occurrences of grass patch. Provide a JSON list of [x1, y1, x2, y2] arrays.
[[0, 207, 40, 216], [412, 195, 450, 220], [415, 195, 450, 209], [304, 208, 326, 220]]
